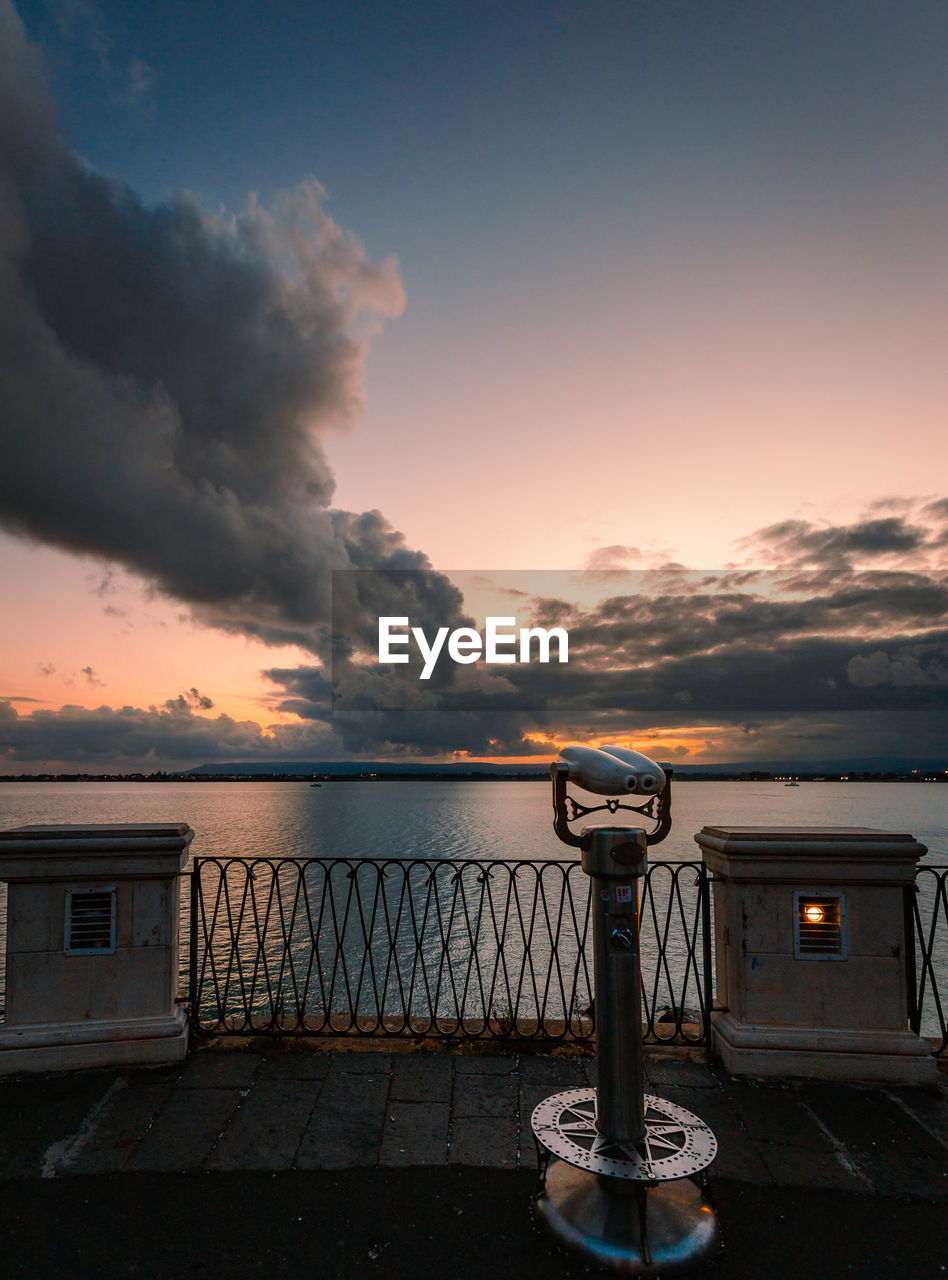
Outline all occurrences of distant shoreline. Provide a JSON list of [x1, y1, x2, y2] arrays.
[[1, 771, 945, 784]]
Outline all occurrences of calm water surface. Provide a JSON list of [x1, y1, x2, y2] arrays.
[[1, 778, 946, 862]]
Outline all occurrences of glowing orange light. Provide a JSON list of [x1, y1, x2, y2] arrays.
[[804, 904, 825, 924]]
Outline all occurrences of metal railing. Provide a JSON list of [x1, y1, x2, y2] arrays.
[[906, 864, 948, 1058], [188, 856, 712, 1044]]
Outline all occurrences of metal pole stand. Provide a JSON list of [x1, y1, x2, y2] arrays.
[[533, 769, 719, 1275]]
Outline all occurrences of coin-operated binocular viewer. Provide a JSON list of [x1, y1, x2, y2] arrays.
[[531, 745, 719, 1276]]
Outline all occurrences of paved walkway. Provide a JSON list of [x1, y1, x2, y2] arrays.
[[2, 1042, 946, 1194], [2, 1044, 948, 1279]]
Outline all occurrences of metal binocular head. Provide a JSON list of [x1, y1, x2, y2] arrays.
[[555, 744, 666, 797]]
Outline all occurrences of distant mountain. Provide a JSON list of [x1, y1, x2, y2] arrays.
[[187, 760, 549, 777]]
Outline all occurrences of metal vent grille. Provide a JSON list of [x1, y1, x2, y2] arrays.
[[794, 891, 845, 960], [65, 889, 116, 955]]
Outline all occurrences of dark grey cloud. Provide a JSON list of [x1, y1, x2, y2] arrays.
[[923, 498, 948, 546], [260, 563, 948, 759], [760, 517, 924, 562], [265, 659, 548, 759], [329, 555, 471, 663], [8, 572, 944, 764], [0, 696, 272, 769], [0, 2, 472, 656], [0, 6, 536, 766], [556, 634, 948, 720], [743, 502, 948, 569], [262, 666, 333, 719], [847, 646, 948, 689], [11, 554, 947, 766], [562, 573, 948, 664], [0, 683, 360, 769], [164, 687, 214, 712]]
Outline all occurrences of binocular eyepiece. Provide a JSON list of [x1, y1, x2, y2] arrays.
[[556, 743, 666, 797]]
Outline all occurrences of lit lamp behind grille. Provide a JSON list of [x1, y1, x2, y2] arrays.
[[793, 891, 845, 959]]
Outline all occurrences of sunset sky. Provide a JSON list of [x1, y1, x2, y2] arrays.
[[1, 1, 946, 770]]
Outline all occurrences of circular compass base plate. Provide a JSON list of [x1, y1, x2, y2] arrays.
[[534, 1160, 719, 1277], [532, 1089, 717, 1182]]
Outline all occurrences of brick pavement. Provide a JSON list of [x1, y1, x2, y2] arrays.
[[1, 1044, 946, 1200]]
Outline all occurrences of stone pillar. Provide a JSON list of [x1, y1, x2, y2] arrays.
[[695, 825, 936, 1085], [0, 823, 193, 1075]]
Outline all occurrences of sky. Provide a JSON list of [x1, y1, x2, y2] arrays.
[[0, 0, 946, 770]]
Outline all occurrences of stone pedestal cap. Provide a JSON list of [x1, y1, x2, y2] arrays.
[[0, 823, 194, 881], [695, 825, 927, 885]]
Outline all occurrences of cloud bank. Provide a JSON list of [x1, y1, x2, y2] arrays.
[[3, 524, 946, 769], [264, 525, 948, 762], [0, 3, 945, 770], [0, 0, 468, 654]]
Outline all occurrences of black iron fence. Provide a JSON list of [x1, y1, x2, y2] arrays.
[[906, 864, 948, 1058], [188, 856, 712, 1045]]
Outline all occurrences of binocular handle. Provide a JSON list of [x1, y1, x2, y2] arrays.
[[550, 756, 673, 850]]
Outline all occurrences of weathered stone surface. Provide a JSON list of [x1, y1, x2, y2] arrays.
[[708, 1135, 774, 1183], [294, 1124, 383, 1169], [0, 1069, 119, 1177], [519, 1054, 587, 1087], [294, 1064, 390, 1168], [887, 1085, 948, 1150], [759, 1143, 864, 1191], [390, 1053, 452, 1102], [128, 1087, 241, 1170], [1, 1044, 945, 1196], [453, 1072, 517, 1118], [519, 1082, 564, 1170], [316, 1062, 392, 1110], [449, 1116, 518, 1167], [332, 1051, 392, 1074], [70, 1073, 174, 1173], [858, 1154, 948, 1200], [253, 1051, 333, 1083], [206, 1077, 321, 1169], [799, 1083, 947, 1159], [724, 1082, 834, 1151], [454, 1054, 516, 1074], [177, 1052, 262, 1089], [646, 1058, 718, 1089], [0, 824, 191, 1073], [699, 825, 934, 1084], [656, 1082, 771, 1182], [381, 1102, 450, 1165]]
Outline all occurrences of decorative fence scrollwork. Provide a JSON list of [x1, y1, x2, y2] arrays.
[[188, 856, 713, 1044], [906, 864, 948, 1058]]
